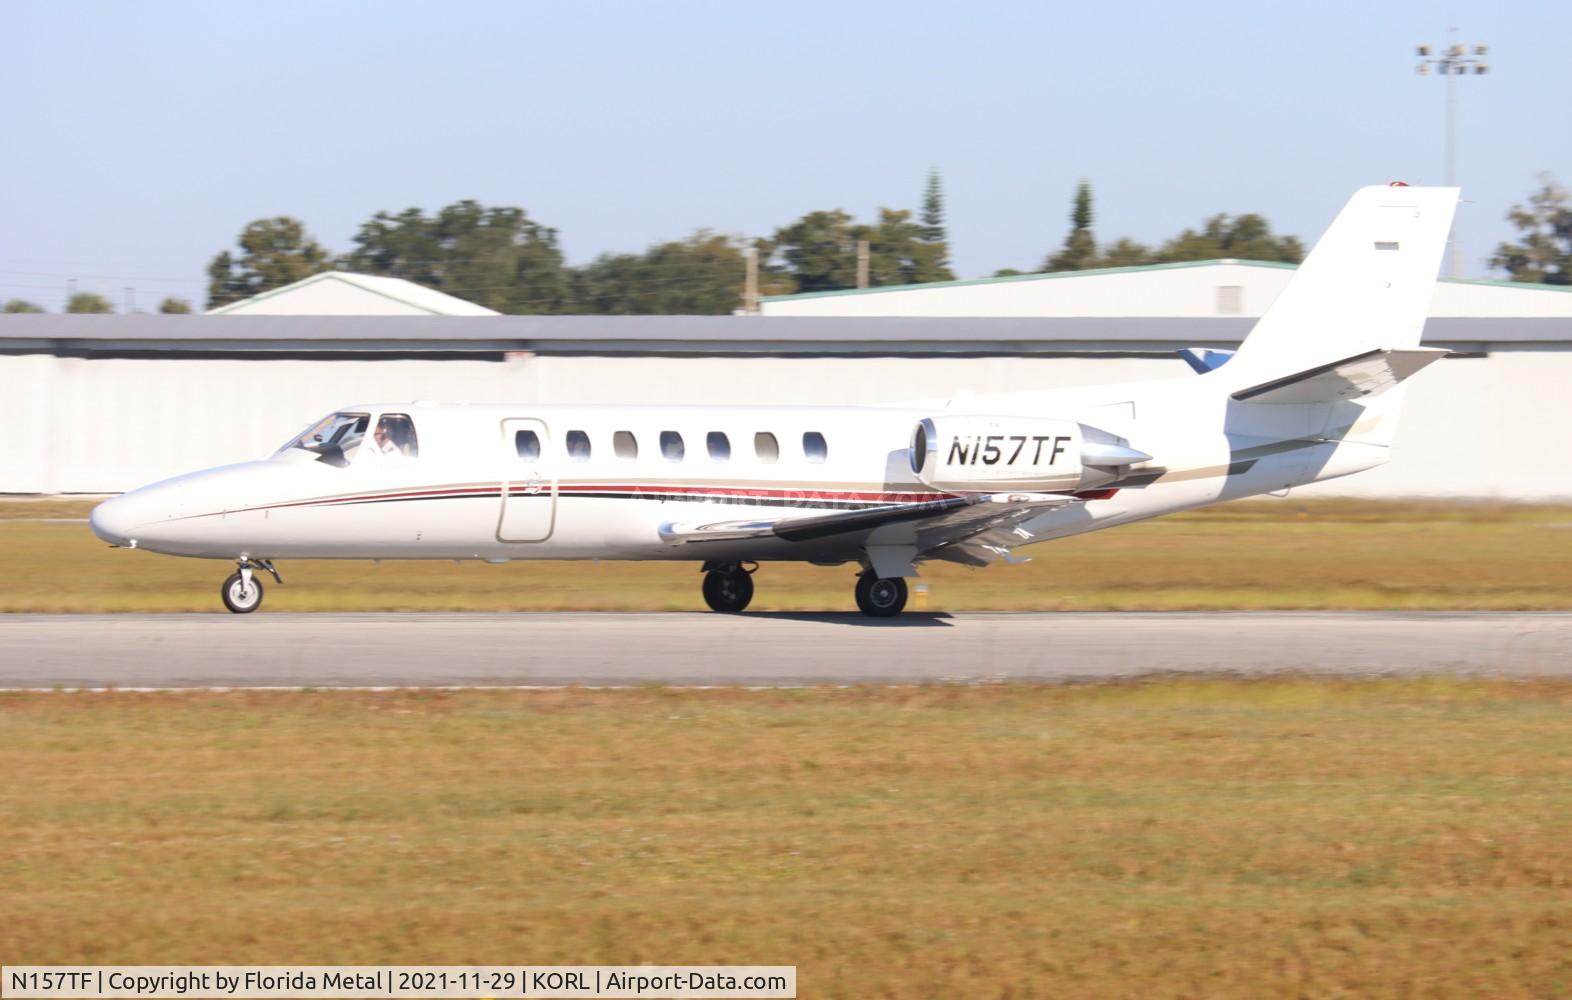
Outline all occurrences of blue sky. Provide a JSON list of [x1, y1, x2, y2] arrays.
[[2, 0, 1566, 310]]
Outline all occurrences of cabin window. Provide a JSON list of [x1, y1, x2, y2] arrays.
[[370, 413, 419, 460], [754, 432, 779, 463], [660, 431, 685, 462], [803, 431, 828, 464], [707, 432, 731, 461], [565, 430, 592, 462], [280, 412, 370, 468], [515, 429, 541, 461], [613, 431, 638, 461]]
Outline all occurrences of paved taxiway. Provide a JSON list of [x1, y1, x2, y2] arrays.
[[1, 612, 1569, 688]]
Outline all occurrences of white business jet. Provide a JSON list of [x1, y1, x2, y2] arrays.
[[91, 185, 1457, 615]]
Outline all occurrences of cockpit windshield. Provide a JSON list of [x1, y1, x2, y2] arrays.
[[278, 412, 370, 468]]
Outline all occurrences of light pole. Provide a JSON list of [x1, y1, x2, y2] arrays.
[[1416, 30, 1488, 276]]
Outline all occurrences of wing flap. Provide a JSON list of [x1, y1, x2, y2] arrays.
[[910, 493, 1077, 551], [658, 492, 1079, 551], [1231, 347, 1447, 405]]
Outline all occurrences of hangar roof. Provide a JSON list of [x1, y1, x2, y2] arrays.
[[0, 313, 1566, 358], [760, 259, 1572, 319], [207, 271, 501, 316]]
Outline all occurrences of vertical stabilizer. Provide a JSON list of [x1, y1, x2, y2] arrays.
[[1228, 185, 1458, 382]]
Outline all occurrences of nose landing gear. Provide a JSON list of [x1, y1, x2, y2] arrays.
[[701, 561, 756, 613], [221, 558, 282, 614]]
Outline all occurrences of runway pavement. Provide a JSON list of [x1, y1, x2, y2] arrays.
[[0, 612, 1569, 689]]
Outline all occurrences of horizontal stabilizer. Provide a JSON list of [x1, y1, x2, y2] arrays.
[[1231, 347, 1447, 405]]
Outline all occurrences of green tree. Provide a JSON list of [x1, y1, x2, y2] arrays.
[[341, 207, 446, 287], [1013, 191, 1301, 274], [920, 168, 946, 243], [773, 209, 860, 292], [1154, 213, 1303, 264], [3, 299, 44, 313], [158, 296, 192, 314], [1491, 173, 1572, 285], [575, 230, 747, 314], [1097, 237, 1154, 268], [749, 236, 796, 298], [1043, 181, 1098, 271], [772, 205, 952, 292], [206, 217, 332, 308], [66, 292, 113, 314], [912, 169, 955, 283], [345, 201, 573, 313], [859, 208, 930, 286], [440, 202, 573, 314]]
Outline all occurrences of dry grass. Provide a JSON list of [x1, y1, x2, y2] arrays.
[[0, 497, 104, 520], [4, 498, 1571, 611], [3, 680, 1570, 997]]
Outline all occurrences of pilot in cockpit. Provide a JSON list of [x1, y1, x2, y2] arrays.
[[368, 414, 418, 461], [371, 420, 401, 458]]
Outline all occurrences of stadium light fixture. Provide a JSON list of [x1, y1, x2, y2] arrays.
[[1415, 27, 1489, 276]]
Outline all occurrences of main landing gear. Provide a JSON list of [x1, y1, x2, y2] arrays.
[[701, 561, 756, 613], [221, 557, 282, 614], [700, 562, 911, 617], [855, 572, 908, 617]]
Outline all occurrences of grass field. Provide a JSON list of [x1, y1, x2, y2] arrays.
[[4, 680, 1570, 997], [3, 498, 1571, 611]]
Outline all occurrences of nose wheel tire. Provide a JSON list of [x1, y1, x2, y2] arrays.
[[855, 573, 908, 617], [702, 569, 754, 613], [221, 572, 264, 614]]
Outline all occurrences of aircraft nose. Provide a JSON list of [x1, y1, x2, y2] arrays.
[[89, 495, 139, 547], [89, 483, 182, 548]]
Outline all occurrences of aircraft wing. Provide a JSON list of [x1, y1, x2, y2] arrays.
[[658, 492, 1079, 559], [1231, 347, 1447, 405]]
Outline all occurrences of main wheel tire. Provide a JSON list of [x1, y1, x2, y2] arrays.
[[702, 570, 754, 613], [221, 571, 264, 614], [855, 573, 908, 617]]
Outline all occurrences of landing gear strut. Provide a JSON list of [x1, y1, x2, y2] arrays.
[[855, 572, 908, 617], [701, 561, 755, 613], [221, 557, 282, 614]]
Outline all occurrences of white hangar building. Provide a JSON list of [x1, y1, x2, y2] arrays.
[[4, 302, 1571, 499], [208, 272, 500, 316]]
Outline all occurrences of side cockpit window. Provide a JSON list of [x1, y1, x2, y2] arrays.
[[279, 412, 370, 468], [370, 414, 419, 460]]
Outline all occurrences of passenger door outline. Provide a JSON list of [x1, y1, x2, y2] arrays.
[[497, 417, 556, 543]]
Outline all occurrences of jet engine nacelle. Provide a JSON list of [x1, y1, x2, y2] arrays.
[[909, 416, 1151, 493]]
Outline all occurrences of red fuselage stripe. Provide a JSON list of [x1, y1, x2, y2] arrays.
[[207, 481, 1113, 518]]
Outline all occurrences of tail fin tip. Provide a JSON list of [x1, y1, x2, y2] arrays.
[[1230, 185, 1459, 380]]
